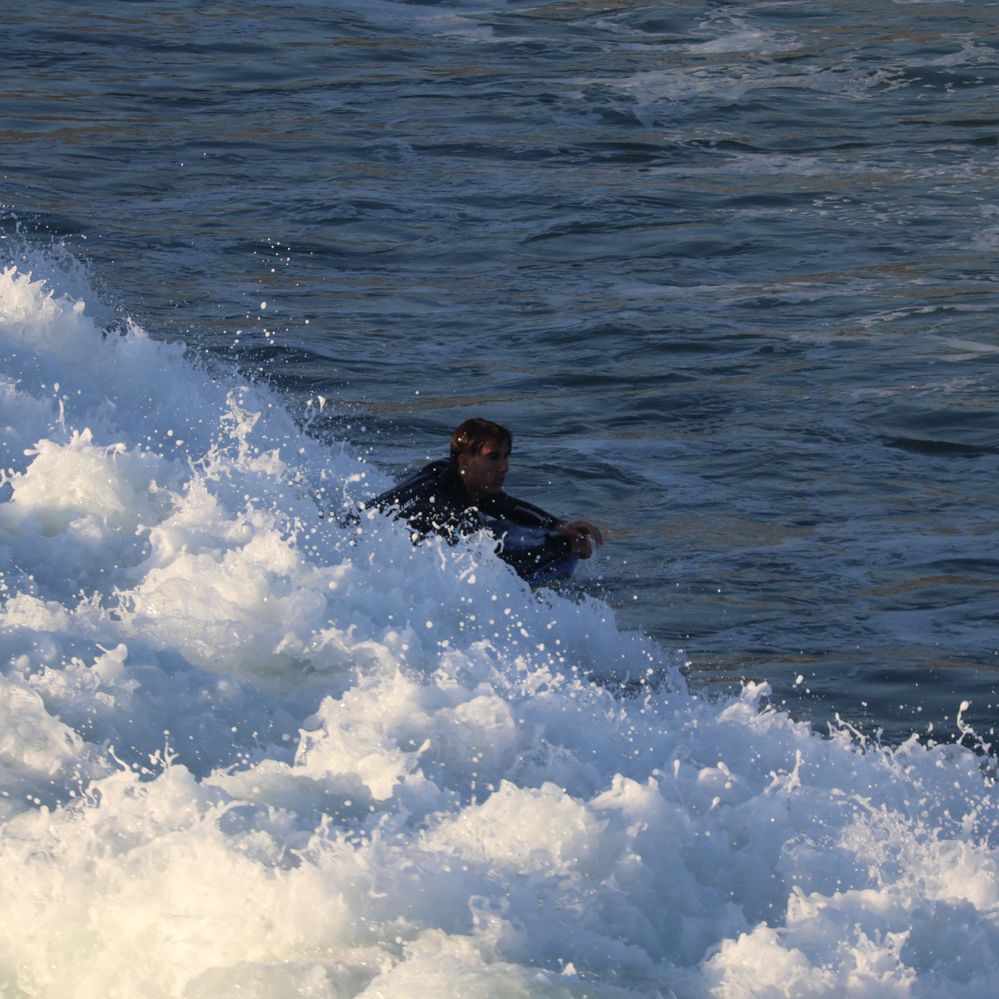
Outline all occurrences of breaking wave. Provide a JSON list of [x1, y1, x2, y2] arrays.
[[1, 252, 997, 997]]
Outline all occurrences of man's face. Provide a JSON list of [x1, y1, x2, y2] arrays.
[[458, 438, 510, 499]]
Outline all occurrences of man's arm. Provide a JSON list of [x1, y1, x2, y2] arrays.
[[555, 520, 604, 558], [479, 492, 603, 583], [490, 522, 577, 581], [485, 493, 603, 558]]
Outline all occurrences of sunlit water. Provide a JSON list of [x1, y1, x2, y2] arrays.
[[2, 2, 999, 995]]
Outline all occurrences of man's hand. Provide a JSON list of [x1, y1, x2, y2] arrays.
[[557, 520, 604, 558]]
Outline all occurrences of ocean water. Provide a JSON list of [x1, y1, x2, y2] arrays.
[[2, 1, 999, 996]]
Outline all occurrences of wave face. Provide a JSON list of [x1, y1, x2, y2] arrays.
[[2, 256, 998, 997]]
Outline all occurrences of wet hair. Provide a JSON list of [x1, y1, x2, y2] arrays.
[[450, 418, 512, 465]]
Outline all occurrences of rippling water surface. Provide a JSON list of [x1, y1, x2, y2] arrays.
[[6, 3, 999, 997], [4, 0, 998, 736]]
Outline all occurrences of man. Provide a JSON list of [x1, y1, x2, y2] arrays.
[[369, 418, 603, 585]]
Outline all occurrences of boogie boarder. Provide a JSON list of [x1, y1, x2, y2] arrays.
[[369, 417, 602, 586]]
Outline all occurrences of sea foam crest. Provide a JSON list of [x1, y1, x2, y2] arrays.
[[1, 257, 998, 997]]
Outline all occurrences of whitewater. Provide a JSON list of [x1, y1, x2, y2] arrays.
[[0, 251, 996, 997]]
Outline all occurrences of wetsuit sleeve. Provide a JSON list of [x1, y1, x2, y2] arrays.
[[485, 493, 563, 530], [494, 527, 574, 579], [477, 493, 577, 583]]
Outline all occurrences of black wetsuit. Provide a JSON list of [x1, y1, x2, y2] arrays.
[[369, 459, 577, 585]]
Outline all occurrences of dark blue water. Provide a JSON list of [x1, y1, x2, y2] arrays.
[[3, 0, 998, 742]]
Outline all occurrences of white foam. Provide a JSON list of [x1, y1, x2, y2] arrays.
[[1, 254, 998, 997]]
